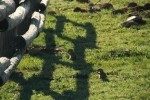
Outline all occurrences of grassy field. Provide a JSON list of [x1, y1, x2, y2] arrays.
[[0, 0, 150, 100]]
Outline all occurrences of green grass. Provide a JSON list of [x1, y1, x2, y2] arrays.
[[0, 0, 150, 100]]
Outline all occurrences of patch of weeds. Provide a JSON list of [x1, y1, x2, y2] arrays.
[[64, 0, 74, 1], [146, 51, 150, 59], [136, 91, 150, 100], [99, 49, 144, 60]]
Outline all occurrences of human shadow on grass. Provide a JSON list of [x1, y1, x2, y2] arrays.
[[10, 14, 97, 100]]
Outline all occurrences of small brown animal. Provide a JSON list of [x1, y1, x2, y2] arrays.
[[97, 68, 109, 81]]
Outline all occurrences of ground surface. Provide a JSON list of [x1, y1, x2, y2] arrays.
[[0, 0, 150, 100]]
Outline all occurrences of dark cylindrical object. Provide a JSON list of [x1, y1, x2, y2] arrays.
[[0, 29, 16, 58], [39, 0, 49, 12], [0, 0, 16, 21]]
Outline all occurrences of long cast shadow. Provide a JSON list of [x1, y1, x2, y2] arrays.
[[10, 14, 97, 100], [59, 21, 97, 100]]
